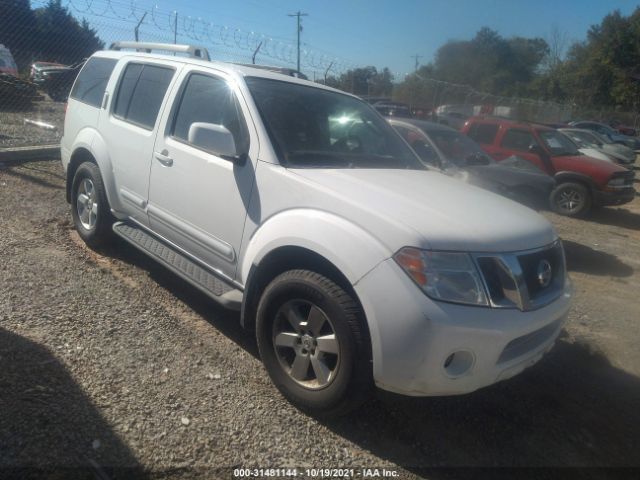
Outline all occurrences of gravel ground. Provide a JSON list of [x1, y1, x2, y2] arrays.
[[1, 159, 639, 479], [0, 99, 65, 148]]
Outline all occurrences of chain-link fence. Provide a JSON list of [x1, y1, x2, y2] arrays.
[[392, 75, 640, 130], [0, 0, 358, 148], [1, 0, 639, 150]]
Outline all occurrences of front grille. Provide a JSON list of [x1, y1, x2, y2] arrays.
[[474, 241, 566, 311]]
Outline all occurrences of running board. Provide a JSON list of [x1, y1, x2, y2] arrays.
[[113, 222, 242, 310]]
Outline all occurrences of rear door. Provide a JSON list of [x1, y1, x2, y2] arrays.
[[98, 57, 182, 226]]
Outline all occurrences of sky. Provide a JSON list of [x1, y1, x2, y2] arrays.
[[56, 0, 640, 78]]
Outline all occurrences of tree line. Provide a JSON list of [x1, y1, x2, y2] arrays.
[[1, 0, 103, 72], [322, 7, 640, 115]]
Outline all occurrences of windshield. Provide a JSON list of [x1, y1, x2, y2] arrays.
[[562, 130, 596, 148], [539, 130, 580, 156], [246, 77, 423, 169], [425, 129, 493, 166], [593, 131, 613, 144]]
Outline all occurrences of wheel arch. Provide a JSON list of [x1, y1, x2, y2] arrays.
[[240, 245, 371, 339], [553, 171, 597, 194], [66, 132, 121, 212]]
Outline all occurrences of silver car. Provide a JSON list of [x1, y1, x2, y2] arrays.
[[559, 128, 636, 166]]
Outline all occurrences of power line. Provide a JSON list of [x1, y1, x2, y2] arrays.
[[288, 10, 308, 72]]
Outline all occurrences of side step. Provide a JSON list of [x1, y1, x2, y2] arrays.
[[113, 222, 242, 310]]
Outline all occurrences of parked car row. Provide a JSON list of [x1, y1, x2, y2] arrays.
[[385, 114, 636, 218]]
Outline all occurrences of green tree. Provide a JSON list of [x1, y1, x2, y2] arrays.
[[0, 0, 37, 71], [33, 0, 104, 65]]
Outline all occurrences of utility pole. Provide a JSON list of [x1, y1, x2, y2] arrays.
[[288, 10, 308, 72], [411, 54, 422, 72]]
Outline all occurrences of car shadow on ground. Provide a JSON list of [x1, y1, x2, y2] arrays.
[[562, 240, 633, 277], [97, 239, 259, 360], [322, 338, 640, 477], [0, 162, 65, 190], [0, 327, 143, 479], [586, 207, 640, 231]]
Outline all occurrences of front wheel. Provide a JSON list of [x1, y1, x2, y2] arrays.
[[256, 270, 372, 417], [550, 182, 591, 217], [70, 162, 114, 247]]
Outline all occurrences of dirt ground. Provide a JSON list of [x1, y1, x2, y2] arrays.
[[0, 100, 65, 148], [1, 159, 639, 479]]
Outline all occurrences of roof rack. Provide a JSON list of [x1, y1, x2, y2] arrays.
[[234, 63, 308, 80], [109, 42, 210, 61]]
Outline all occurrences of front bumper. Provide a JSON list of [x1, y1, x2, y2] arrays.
[[593, 187, 636, 207], [355, 258, 572, 397]]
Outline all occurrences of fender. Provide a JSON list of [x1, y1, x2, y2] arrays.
[[72, 129, 126, 216], [553, 170, 598, 192], [239, 209, 391, 287]]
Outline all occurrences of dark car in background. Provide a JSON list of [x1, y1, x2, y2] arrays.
[[559, 128, 636, 167], [609, 120, 637, 137], [570, 121, 640, 151], [462, 117, 636, 217], [388, 118, 556, 208], [40, 59, 85, 101], [30, 61, 68, 85]]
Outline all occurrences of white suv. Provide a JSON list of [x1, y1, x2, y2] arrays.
[[61, 43, 572, 415]]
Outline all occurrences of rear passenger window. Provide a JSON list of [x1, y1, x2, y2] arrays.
[[171, 73, 249, 154], [501, 129, 536, 151], [113, 63, 174, 130], [70, 57, 117, 107], [467, 123, 498, 144]]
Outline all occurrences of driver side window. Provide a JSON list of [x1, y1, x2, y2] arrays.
[[171, 73, 249, 155]]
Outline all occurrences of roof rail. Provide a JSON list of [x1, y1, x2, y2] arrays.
[[109, 42, 210, 61], [233, 63, 308, 80]]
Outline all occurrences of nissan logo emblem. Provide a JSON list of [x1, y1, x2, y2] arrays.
[[537, 259, 553, 288]]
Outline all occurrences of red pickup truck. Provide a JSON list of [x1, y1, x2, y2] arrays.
[[461, 117, 636, 216]]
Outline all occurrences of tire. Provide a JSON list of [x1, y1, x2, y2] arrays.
[[550, 182, 591, 217], [256, 270, 372, 417], [70, 162, 114, 247]]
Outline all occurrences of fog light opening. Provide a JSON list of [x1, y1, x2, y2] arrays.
[[443, 350, 474, 377]]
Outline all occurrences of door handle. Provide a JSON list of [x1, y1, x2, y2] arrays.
[[155, 150, 173, 167]]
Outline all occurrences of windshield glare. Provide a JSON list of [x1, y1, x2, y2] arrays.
[[246, 77, 424, 169], [540, 131, 580, 156]]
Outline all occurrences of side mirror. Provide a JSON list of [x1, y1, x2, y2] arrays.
[[412, 141, 440, 167], [528, 143, 544, 155], [188, 122, 245, 164]]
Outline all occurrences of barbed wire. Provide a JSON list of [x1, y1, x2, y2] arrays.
[[28, 0, 358, 76]]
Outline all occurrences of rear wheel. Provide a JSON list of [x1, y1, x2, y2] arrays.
[[256, 270, 372, 417], [550, 182, 591, 217], [70, 162, 114, 247]]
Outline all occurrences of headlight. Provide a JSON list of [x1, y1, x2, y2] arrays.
[[394, 247, 488, 306], [607, 177, 627, 189]]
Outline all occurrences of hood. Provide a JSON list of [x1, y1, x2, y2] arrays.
[[602, 143, 636, 163], [578, 147, 613, 163], [552, 154, 630, 176], [463, 162, 555, 190], [291, 168, 556, 253]]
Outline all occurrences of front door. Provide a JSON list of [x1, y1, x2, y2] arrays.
[[147, 66, 258, 279]]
